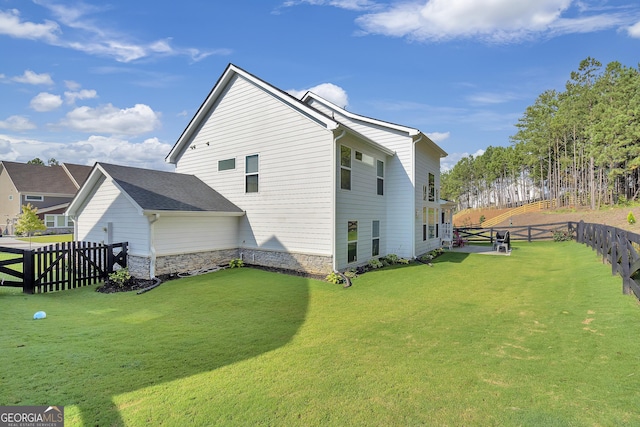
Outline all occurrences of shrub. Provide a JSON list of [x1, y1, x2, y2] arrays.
[[325, 272, 344, 284], [384, 254, 399, 264], [628, 211, 636, 225], [108, 268, 131, 288], [552, 228, 574, 242], [479, 215, 486, 224], [229, 258, 244, 268], [368, 258, 384, 269], [397, 258, 411, 265], [343, 269, 358, 279]]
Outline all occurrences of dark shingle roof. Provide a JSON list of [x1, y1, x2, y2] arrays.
[[1, 161, 81, 194], [62, 163, 92, 187], [98, 163, 243, 213]]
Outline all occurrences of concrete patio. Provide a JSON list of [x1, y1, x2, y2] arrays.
[[445, 244, 511, 256]]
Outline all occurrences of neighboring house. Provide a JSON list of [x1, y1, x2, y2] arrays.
[[0, 161, 91, 234], [66, 163, 244, 278], [70, 64, 448, 279]]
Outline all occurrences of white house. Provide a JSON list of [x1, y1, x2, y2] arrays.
[[69, 64, 447, 279]]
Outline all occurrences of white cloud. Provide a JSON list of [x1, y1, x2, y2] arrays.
[[467, 91, 519, 105], [61, 103, 161, 135], [0, 133, 173, 170], [0, 115, 36, 131], [30, 92, 63, 112], [64, 89, 98, 104], [64, 80, 81, 90], [12, 70, 54, 85], [0, 8, 59, 41], [441, 149, 485, 171], [626, 20, 640, 37], [288, 83, 349, 108], [281, 0, 380, 11], [21, 2, 228, 63], [426, 131, 450, 143], [354, 0, 634, 43]]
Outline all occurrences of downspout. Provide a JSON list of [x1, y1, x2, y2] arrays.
[[333, 129, 347, 273], [148, 213, 160, 279], [411, 134, 423, 259]]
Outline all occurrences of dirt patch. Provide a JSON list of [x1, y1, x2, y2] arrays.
[[466, 206, 640, 232]]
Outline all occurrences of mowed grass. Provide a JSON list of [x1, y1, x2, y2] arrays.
[[1, 242, 640, 426], [17, 234, 74, 243]]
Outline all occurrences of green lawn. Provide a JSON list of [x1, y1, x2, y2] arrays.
[[1, 242, 639, 426], [17, 234, 74, 243]]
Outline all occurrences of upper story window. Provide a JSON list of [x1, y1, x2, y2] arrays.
[[355, 151, 374, 166], [219, 158, 235, 171], [428, 173, 435, 202], [340, 146, 351, 190], [245, 154, 259, 193], [376, 160, 384, 196], [25, 195, 44, 202]]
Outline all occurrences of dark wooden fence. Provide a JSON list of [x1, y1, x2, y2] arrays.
[[575, 221, 640, 300], [0, 241, 127, 294], [456, 222, 575, 244]]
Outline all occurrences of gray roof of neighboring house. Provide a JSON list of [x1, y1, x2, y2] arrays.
[[63, 163, 92, 188], [0, 161, 90, 195], [98, 163, 243, 213]]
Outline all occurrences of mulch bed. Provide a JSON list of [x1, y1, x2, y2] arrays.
[[96, 265, 326, 294]]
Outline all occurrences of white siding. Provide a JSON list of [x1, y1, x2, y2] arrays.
[[153, 215, 239, 256], [335, 133, 389, 271], [175, 74, 335, 256], [316, 106, 415, 259], [75, 177, 150, 256], [415, 141, 442, 255]]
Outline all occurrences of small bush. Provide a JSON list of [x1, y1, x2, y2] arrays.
[[479, 215, 486, 224], [343, 269, 357, 279], [397, 258, 411, 265], [368, 258, 384, 269], [384, 254, 399, 264], [325, 272, 344, 284], [108, 268, 131, 288], [628, 211, 636, 225], [552, 229, 574, 241], [229, 258, 244, 268]]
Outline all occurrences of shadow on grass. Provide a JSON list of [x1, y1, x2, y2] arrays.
[[1, 268, 310, 425], [432, 251, 470, 264]]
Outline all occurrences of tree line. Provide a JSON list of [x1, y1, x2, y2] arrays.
[[442, 57, 640, 210]]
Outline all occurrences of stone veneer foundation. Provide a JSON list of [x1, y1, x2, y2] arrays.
[[127, 248, 332, 279]]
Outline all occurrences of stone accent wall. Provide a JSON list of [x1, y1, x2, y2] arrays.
[[155, 249, 239, 277], [128, 255, 151, 279], [240, 248, 333, 275], [128, 248, 332, 279]]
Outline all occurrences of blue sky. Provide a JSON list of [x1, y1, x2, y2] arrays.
[[1, 0, 639, 171]]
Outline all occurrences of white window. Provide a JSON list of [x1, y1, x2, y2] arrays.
[[376, 160, 384, 196], [428, 208, 437, 239], [355, 151, 374, 166], [428, 173, 435, 202], [218, 158, 235, 171], [45, 214, 72, 228], [340, 146, 351, 190], [348, 221, 358, 263], [25, 195, 44, 201], [245, 154, 259, 193], [372, 220, 380, 257]]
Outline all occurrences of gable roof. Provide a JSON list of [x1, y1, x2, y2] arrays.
[[302, 92, 448, 158], [0, 161, 91, 195], [67, 163, 244, 217], [166, 63, 341, 164]]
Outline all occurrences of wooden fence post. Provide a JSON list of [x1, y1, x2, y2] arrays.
[[22, 250, 35, 294]]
